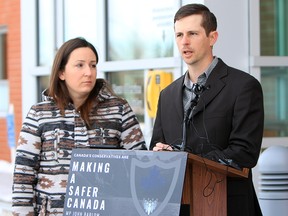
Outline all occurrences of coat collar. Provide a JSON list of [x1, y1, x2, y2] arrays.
[[192, 58, 228, 116], [174, 58, 228, 118]]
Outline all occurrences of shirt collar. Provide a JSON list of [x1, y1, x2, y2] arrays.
[[183, 57, 218, 89]]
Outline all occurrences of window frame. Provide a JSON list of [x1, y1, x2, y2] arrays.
[[249, 0, 288, 147]]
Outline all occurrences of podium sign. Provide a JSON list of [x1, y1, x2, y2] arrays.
[[64, 149, 187, 216]]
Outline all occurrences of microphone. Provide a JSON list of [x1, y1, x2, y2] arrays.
[[187, 83, 209, 119], [192, 83, 209, 95]]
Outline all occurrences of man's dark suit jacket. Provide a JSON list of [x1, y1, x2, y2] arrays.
[[150, 58, 264, 216]]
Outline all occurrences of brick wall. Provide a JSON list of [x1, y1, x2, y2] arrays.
[[0, 0, 21, 162]]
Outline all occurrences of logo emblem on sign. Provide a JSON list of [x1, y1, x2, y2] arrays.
[[130, 156, 182, 216]]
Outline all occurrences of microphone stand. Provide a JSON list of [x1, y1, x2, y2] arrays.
[[180, 94, 200, 151]]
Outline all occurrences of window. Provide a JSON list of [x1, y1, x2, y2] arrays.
[[260, 0, 288, 56], [0, 30, 8, 114], [260, 0, 288, 137], [0, 80, 8, 113], [63, 0, 98, 44], [0, 32, 7, 79], [106, 0, 175, 61], [37, 76, 50, 102], [106, 70, 144, 122], [37, 0, 56, 66], [262, 67, 288, 137]]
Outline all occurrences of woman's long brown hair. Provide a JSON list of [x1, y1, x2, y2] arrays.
[[47, 37, 103, 127]]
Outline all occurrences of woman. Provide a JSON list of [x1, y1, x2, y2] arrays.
[[12, 37, 147, 215]]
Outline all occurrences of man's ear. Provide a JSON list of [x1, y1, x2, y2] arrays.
[[209, 31, 218, 47]]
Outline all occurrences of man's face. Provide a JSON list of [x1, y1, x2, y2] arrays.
[[174, 14, 217, 67]]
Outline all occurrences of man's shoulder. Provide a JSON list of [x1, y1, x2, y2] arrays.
[[167, 75, 184, 88], [216, 58, 259, 81], [162, 75, 184, 94]]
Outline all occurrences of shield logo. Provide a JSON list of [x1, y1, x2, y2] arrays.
[[130, 154, 184, 216]]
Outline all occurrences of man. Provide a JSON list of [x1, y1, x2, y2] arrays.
[[150, 4, 264, 216]]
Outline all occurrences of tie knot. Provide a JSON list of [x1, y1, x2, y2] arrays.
[[197, 73, 206, 86]]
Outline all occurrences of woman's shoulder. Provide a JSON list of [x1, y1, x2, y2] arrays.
[[29, 100, 59, 112]]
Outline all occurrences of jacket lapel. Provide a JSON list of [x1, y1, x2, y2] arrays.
[[173, 76, 186, 120], [192, 59, 228, 116]]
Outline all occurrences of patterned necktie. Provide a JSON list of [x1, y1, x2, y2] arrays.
[[183, 73, 206, 114]]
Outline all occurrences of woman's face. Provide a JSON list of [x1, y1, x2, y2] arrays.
[[59, 47, 97, 103]]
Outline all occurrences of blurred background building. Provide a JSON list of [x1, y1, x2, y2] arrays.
[[0, 0, 288, 214]]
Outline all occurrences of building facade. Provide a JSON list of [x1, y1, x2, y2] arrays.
[[0, 0, 21, 162], [0, 0, 288, 161]]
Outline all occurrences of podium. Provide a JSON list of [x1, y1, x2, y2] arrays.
[[181, 153, 249, 216], [63, 149, 248, 215]]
